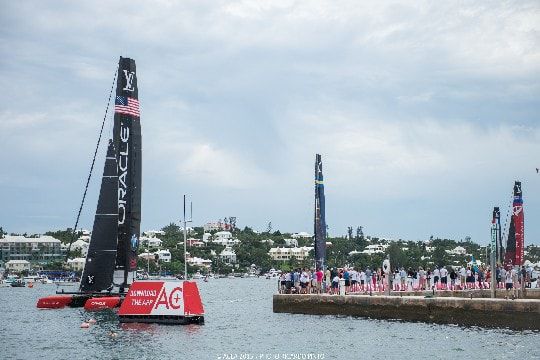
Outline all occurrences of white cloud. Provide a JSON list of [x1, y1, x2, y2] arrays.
[[278, 109, 540, 201], [1, 1, 539, 241]]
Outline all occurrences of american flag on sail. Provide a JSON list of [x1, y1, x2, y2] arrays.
[[115, 96, 140, 117]]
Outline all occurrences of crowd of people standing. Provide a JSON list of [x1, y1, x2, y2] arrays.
[[278, 264, 539, 296]]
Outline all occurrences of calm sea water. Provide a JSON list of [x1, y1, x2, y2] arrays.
[[1, 279, 539, 360]]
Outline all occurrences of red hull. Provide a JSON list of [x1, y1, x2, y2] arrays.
[[37, 295, 73, 309], [84, 296, 121, 311]]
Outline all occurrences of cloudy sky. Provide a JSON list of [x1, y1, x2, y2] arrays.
[[1, 1, 539, 244]]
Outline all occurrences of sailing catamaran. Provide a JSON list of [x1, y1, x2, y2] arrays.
[[37, 57, 204, 325]]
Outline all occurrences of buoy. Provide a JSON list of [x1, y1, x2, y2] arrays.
[[88, 319, 97, 324], [80, 322, 90, 328], [28, 282, 34, 288]]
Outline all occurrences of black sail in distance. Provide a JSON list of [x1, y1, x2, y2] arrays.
[[113, 57, 141, 285], [493, 207, 503, 264], [314, 154, 326, 270], [80, 140, 118, 292], [505, 215, 516, 266]]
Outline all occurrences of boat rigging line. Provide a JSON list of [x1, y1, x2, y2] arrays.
[[65, 67, 118, 261]]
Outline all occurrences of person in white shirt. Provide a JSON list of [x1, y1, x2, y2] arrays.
[[300, 271, 309, 294], [331, 275, 340, 295], [399, 268, 406, 291], [505, 266, 513, 293], [440, 267, 448, 290], [359, 270, 366, 292], [433, 267, 440, 289], [394, 270, 400, 291], [459, 267, 467, 290], [511, 267, 519, 297], [466, 267, 473, 289], [350, 269, 358, 293], [418, 268, 426, 290]]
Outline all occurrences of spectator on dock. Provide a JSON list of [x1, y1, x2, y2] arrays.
[[293, 269, 300, 293], [531, 267, 539, 288], [505, 266, 514, 293], [466, 267, 474, 289], [477, 266, 484, 289], [418, 267, 426, 290], [343, 268, 350, 294], [433, 267, 440, 289], [393, 269, 400, 291], [440, 267, 448, 290], [512, 267, 519, 297], [285, 271, 293, 293], [365, 267, 373, 292], [407, 268, 414, 291], [300, 270, 309, 294], [331, 273, 339, 294], [350, 268, 358, 293], [359, 269, 366, 292], [459, 266, 466, 290], [325, 267, 331, 292], [449, 268, 457, 290], [399, 268, 406, 291], [525, 265, 532, 288], [315, 268, 323, 294]]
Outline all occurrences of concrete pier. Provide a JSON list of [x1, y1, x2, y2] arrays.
[[385, 288, 540, 299], [273, 294, 540, 330]]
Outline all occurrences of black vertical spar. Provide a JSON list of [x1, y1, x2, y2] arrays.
[[314, 154, 326, 271], [113, 57, 142, 290]]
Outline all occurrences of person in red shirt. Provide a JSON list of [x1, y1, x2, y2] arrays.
[[315, 268, 324, 294]]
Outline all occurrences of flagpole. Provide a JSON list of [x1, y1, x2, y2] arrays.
[[183, 195, 192, 280]]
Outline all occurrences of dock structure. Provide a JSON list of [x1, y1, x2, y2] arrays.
[[383, 289, 540, 300], [273, 294, 540, 330]]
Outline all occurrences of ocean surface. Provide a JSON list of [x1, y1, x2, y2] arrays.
[[1, 278, 539, 360]]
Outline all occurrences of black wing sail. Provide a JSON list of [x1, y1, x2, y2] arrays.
[[113, 56, 141, 287], [80, 140, 119, 292], [504, 216, 516, 266], [314, 154, 326, 270]]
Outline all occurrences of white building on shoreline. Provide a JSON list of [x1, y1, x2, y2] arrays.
[[268, 246, 313, 261], [0, 235, 62, 263]]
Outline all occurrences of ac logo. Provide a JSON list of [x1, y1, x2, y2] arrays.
[[154, 286, 183, 310], [123, 70, 135, 92]]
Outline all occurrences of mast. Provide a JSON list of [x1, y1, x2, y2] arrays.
[[493, 207, 501, 265], [80, 140, 118, 292], [496, 207, 502, 265], [314, 154, 326, 271], [113, 57, 142, 290]]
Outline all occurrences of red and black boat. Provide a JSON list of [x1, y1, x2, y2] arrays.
[[37, 57, 204, 324]]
